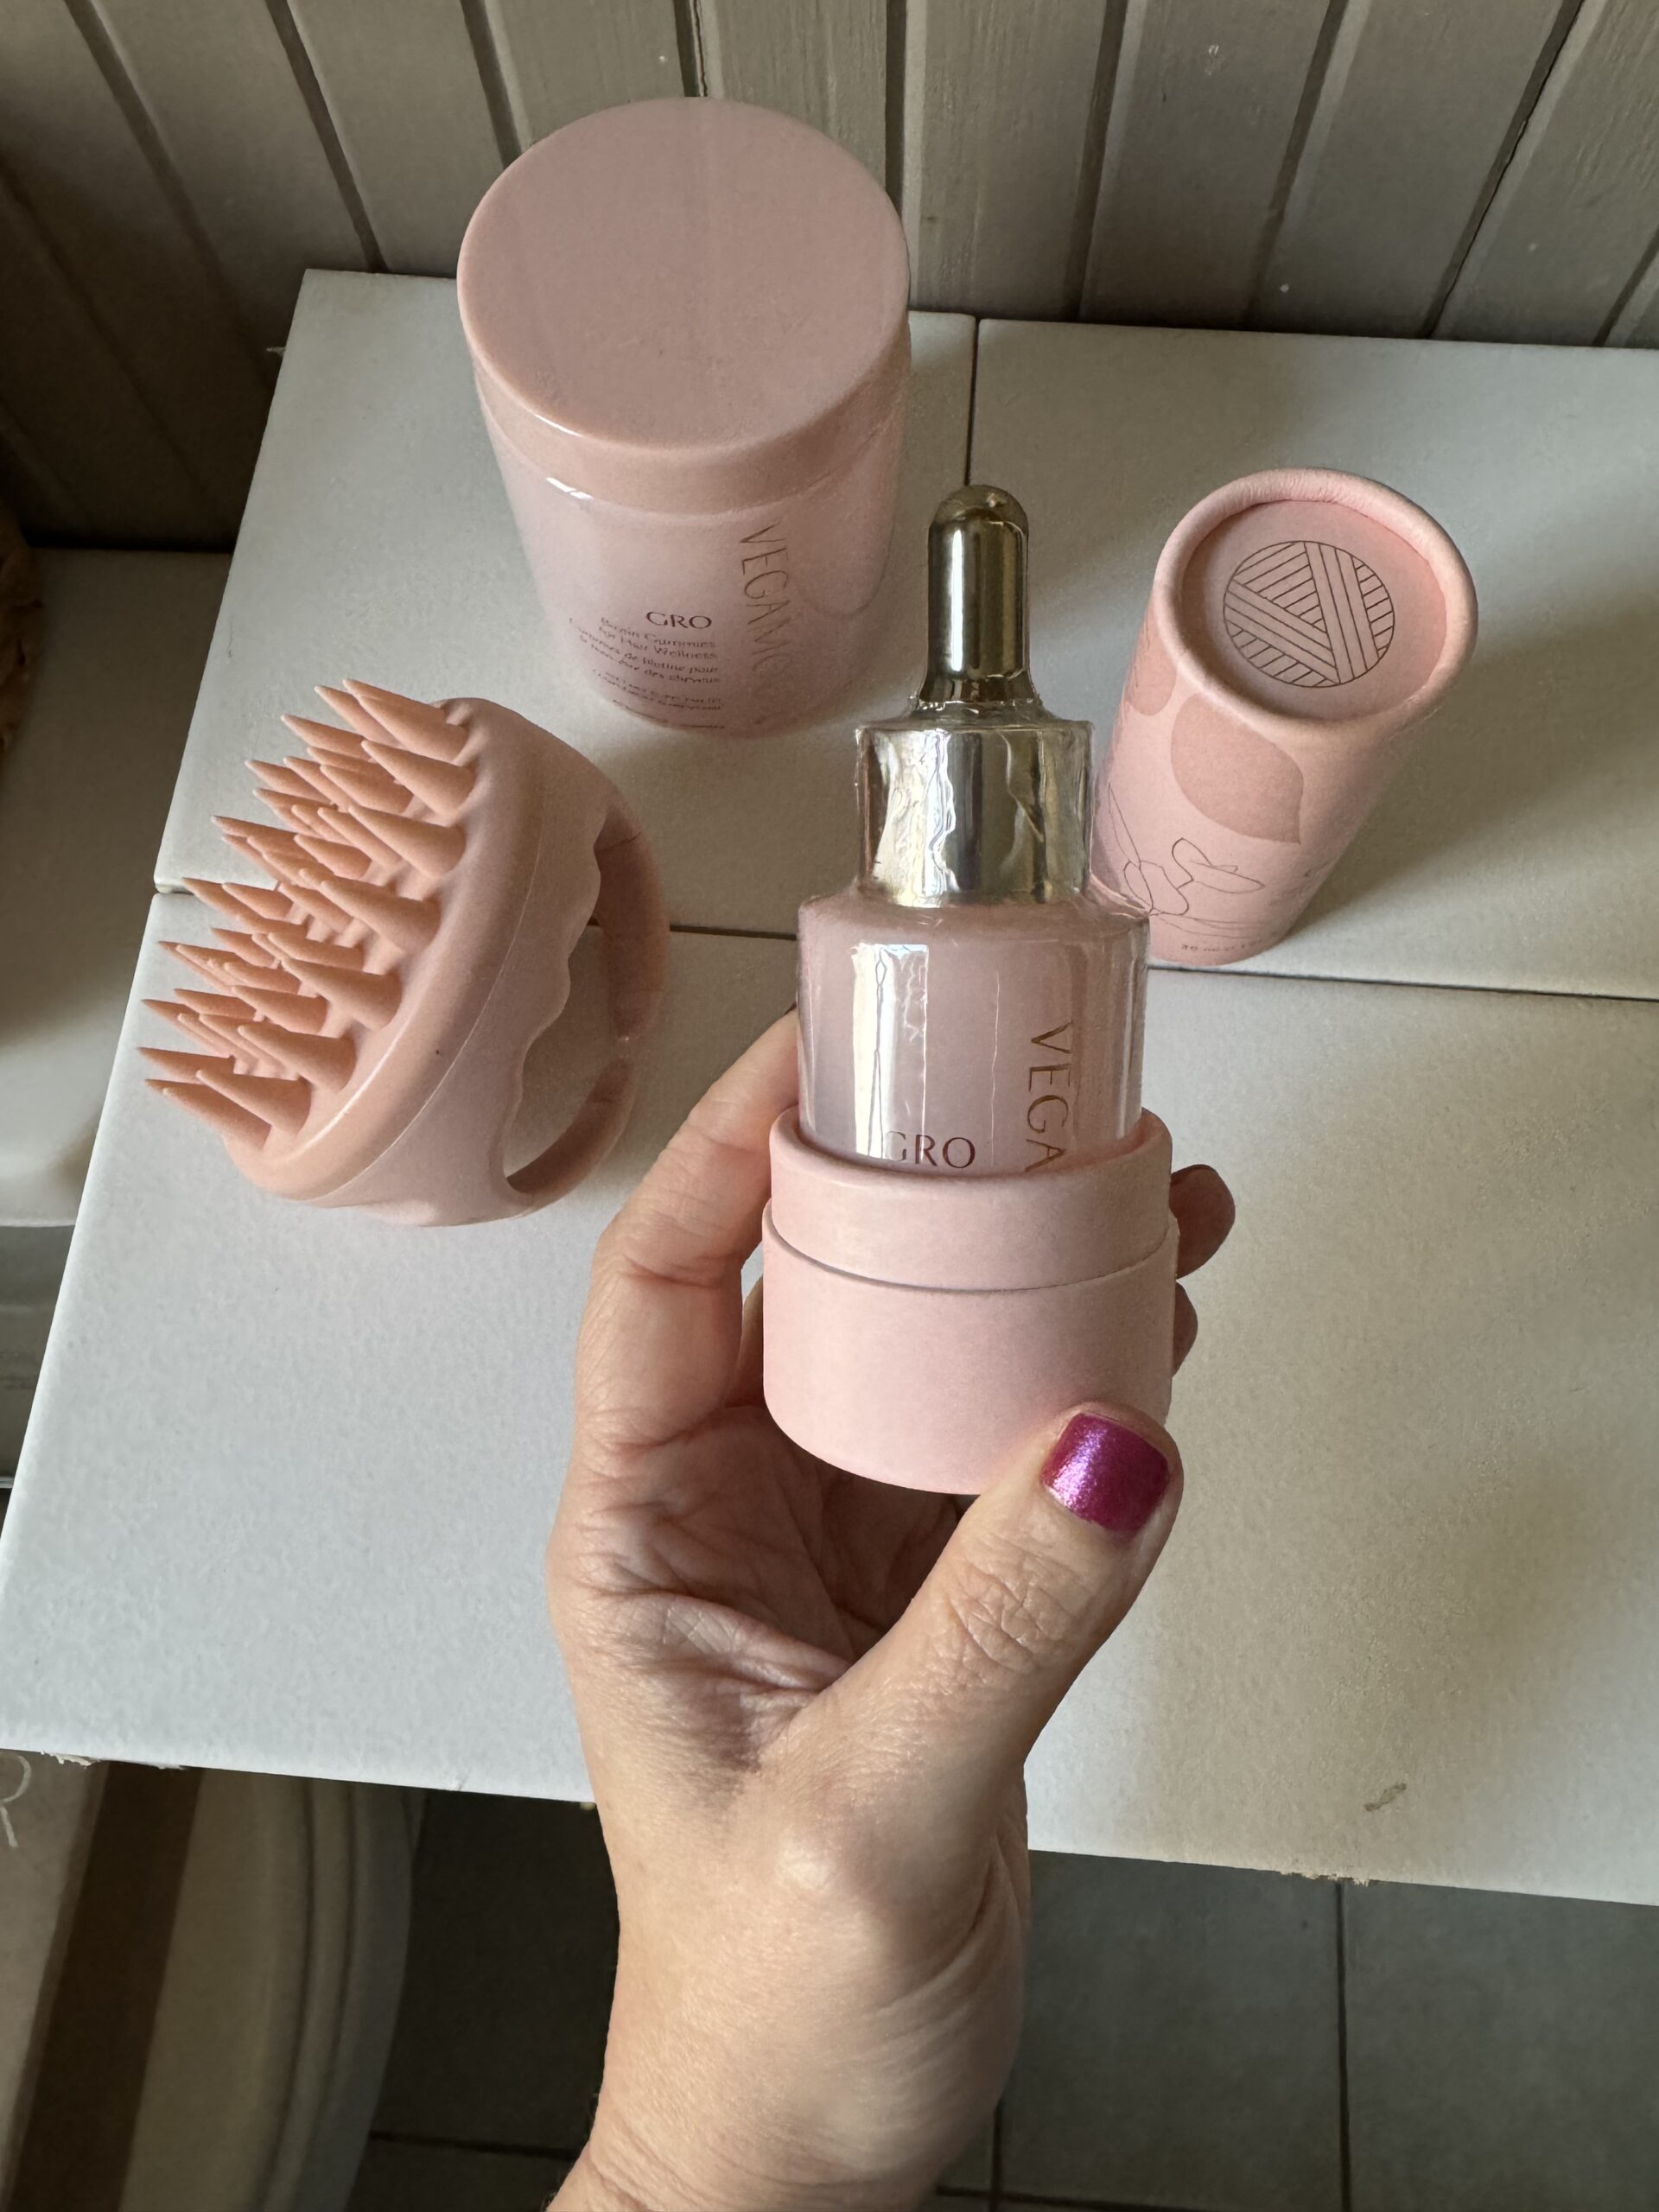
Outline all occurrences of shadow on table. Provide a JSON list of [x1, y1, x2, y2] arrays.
[[1298, 594, 1659, 932]]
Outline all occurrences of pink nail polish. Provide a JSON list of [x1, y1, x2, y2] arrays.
[[1041, 1414, 1171, 1535]]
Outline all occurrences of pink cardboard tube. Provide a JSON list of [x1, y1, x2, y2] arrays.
[[1094, 467, 1477, 966]]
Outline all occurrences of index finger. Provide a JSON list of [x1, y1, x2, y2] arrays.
[[574, 1011, 798, 1468]]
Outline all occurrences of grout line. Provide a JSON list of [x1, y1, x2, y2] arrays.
[[1243, 0, 1351, 327], [261, 0, 385, 276], [1426, 0, 1588, 338], [1336, 1880, 1354, 2210], [994, 2191, 1219, 2210], [369, 2126, 585, 2162], [459, 0, 522, 166]]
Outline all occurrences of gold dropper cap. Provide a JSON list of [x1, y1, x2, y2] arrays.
[[856, 484, 1090, 905], [918, 484, 1038, 709]]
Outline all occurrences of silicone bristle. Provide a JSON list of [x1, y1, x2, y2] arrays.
[[243, 846, 317, 906], [281, 755, 355, 804], [175, 988, 256, 1026], [200, 1065, 313, 1135], [283, 713, 370, 764], [257, 921, 365, 971], [360, 739, 474, 820], [258, 791, 312, 835], [315, 804, 400, 870], [284, 958, 401, 1029], [236, 1020, 355, 1089], [242, 983, 327, 1030], [240, 825, 308, 868], [315, 757, 408, 815], [212, 928, 280, 968], [213, 814, 270, 845], [351, 804, 464, 878], [273, 873, 351, 932], [343, 682, 470, 763], [185, 876, 289, 925], [309, 874, 439, 955], [219, 953, 294, 994], [294, 830, 371, 880], [139, 1046, 237, 1082], [163, 940, 293, 996], [148, 1079, 270, 1147], [162, 939, 228, 984], [315, 683, 392, 744], [146, 998, 236, 1058], [248, 758, 316, 800]]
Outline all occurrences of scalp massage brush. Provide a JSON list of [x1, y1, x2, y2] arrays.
[[764, 488, 1179, 1492], [143, 682, 666, 1224]]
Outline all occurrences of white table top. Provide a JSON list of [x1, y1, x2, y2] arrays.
[[156, 273, 976, 935], [972, 320, 1659, 1001], [3, 900, 1654, 1905], [0, 554, 226, 1224], [0, 912, 797, 1799], [3, 289, 1655, 1905]]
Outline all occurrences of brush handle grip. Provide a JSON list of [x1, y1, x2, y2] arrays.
[[506, 804, 669, 1208]]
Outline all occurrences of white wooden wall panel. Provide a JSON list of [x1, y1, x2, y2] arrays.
[[0, 175, 210, 543], [289, 0, 506, 270], [0, 394, 88, 544], [1606, 255, 1659, 350], [698, 0, 887, 183], [1260, 0, 1573, 337], [2, 0, 1659, 545], [89, 0, 369, 347], [902, 0, 1119, 317], [1083, 0, 1326, 327], [482, 0, 683, 149], [1438, 0, 1659, 344], [0, 0, 270, 531]]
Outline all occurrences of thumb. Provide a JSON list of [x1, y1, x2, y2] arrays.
[[823, 1404, 1182, 1847]]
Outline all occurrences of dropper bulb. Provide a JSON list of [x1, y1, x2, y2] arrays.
[[920, 485, 1033, 704]]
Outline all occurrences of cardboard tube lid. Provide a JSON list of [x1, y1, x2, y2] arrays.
[[768, 1110, 1173, 1292], [762, 1116, 1179, 1491], [1161, 467, 1476, 745], [458, 99, 911, 515]]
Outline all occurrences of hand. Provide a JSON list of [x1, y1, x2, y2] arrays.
[[550, 1015, 1234, 2212]]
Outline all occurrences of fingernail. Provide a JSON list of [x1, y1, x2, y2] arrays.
[[1041, 1414, 1171, 1535]]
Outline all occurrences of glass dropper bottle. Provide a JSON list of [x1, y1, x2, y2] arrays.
[[797, 485, 1147, 1175]]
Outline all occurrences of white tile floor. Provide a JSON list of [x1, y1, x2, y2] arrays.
[[346, 1793, 1659, 2212]]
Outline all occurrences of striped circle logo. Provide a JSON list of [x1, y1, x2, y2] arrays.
[[1223, 541, 1395, 689]]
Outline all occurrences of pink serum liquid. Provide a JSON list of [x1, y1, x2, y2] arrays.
[[799, 891, 1144, 1173]]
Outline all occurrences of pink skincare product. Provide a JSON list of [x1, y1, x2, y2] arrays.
[[763, 488, 1179, 1493], [143, 682, 666, 1224], [1096, 467, 1477, 966], [458, 99, 911, 739]]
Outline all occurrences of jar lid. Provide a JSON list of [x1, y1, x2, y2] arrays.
[[458, 100, 911, 515]]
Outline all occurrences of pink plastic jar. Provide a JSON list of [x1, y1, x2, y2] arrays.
[[458, 99, 911, 738]]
